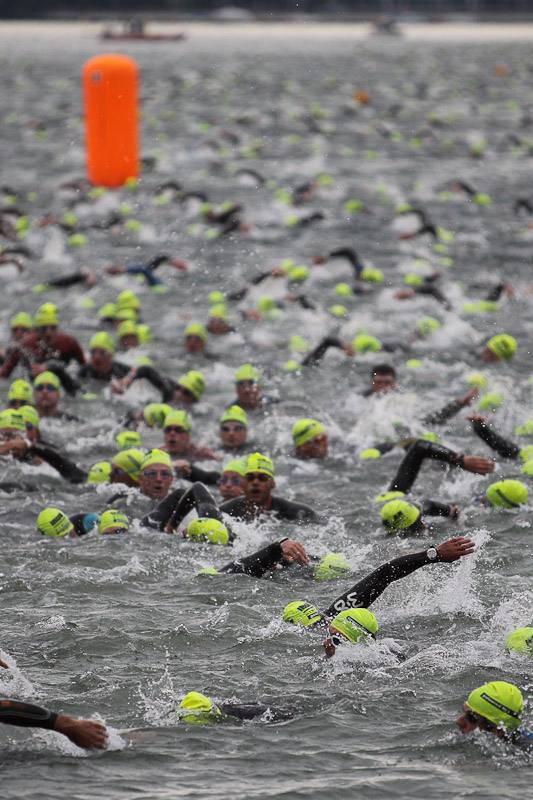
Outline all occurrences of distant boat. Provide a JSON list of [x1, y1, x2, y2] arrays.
[[100, 20, 186, 42]]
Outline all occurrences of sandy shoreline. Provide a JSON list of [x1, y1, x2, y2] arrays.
[[2, 20, 533, 42]]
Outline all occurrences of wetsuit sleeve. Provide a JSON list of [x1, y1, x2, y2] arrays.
[[388, 439, 464, 494], [271, 497, 321, 523], [218, 702, 291, 722], [414, 284, 451, 310], [324, 551, 429, 617], [301, 336, 344, 367], [186, 465, 221, 485], [329, 247, 363, 277], [220, 541, 283, 577], [111, 362, 132, 379], [141, 487, 187, 531], [30, 442, 87, 484], [470, 418, 520, 459], [485, 282, 506, 302], [127, 365, 175, 403], [0, 700, 58, 730], [422, 397, 466, 426], [421, 500, 454, 517], [45, 272, 87, 288], [0, 481, 36, 493], [125, 265, 164, 287], [45, 361, 82, 396], [68, 337, 86, 366]]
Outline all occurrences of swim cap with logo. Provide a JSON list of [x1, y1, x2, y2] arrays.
[[178, 371, 206, 400], [381, 499, 421, 530], [292, 419, 325, 447], [466, 681, 523, 731], [245, 452, 274, 479], [314, 553, 350, 581], [330, 608, 378, 643], [19, 405, 39, 429], [220, 406, 248, 427], [10, 312, 33, 330], [116, 431, 141, 450], [37, 507, 73, 537], [282, 601, 323, 627], [164, 410, 192, 432], [34, 304, 59, 327], [487, 334, 517, 360], [7, 379, 33, 404], [34, 371, 61, 393], [116, 290, 140, 311], [88, 461, 111, 483], [143, 403, 173, 428], [352, 334, 382, 353], [374, 490, 405, 503], [186, 518, 230, 546], [0, 409, 25, 431], [111, 449, 144, 482], [235, 364, 261, 384], [141, 449, 173, 473], [184, 322, 208, 342], [98, 510, 130, 534], [89, 331, 115, 355], [506, 627, 533, 656], [179, 692, 221, 725], [485, 480, 528, 508]]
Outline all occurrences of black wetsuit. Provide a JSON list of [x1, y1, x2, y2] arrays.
[[217, 539, 291, 577], [219, 494, 320, 523], [30, 442, 87, 484], [0, 700, 58, 730], [124, 365, 177, 404], [469, 417, 520, 460]]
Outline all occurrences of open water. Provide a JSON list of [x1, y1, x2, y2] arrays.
[[1, 21, 533, 799]]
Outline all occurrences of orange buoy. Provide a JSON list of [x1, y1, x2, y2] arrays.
[[82, 54, 139, 188]]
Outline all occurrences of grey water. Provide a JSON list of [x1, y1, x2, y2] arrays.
[[1, 22, 533, 799]]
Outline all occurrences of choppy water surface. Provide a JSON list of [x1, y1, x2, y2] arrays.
[[2, 22, 533, 799]]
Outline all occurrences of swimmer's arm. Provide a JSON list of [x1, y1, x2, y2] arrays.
[[421, 499, 458, 518], [181, 464, 221, 485], [301, 336, 353, 367], [221, 539, 308, 577], [30, 442, 87, 484], [422, 388, 478, 425], [468, 414, 520, 459], [125, 265, 164, 287]]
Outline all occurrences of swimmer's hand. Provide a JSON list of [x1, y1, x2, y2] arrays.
[[280, 539, 309, 566], [110, 376, 133, 394], [312, 253, 327, 264], [171, 259, 188, 271], [467, 413, 486, 425], [462, 456, 495, 474], [30, 363, 46, 378], [394, 289, 415, 300], [173, 459, 191, 476], [339, 342, 356, 357], [460, 387, 479, 406], [436, 536, 475, 562], [105, 264, 125, 275], [0, 656, 8, 669], [0, 439, 28, 457], [54, 714, 108, 750]]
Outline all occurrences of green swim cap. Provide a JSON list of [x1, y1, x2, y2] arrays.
[[360, 448, 381, 459], [360, 267, 384, 283], [116, 290, 140, 312], [330, 608, 378, 643], [292, 419, 325, 447], [515, 420, 533, 436], [485, 480, 528, 509], [19, 405, 39, 429], [282, 601, 323, 627], [10, 312, 33, 330], [487, 334, 517, 360], [374, 490, 405, 503], [208, 303, 230, 322], [195, 567, 220, 576], [245, 452, 274, 479], [467, 681, 523, 731], [111, 448, 144, 482], [164, 409, 192, 432], [329, 305, 347, 317], [34, 371, 61, 393], [141, 449, 173, 472], [381, 499, 420, 530], [208, 291, 226, 304], [89, 331, 115, 355], [136, 324, 152, 344], [97, 302, 117, 320], [178, 370, 206, 400], [314, 553, 350, 581], [506, 627, 533, 656], [334, 283, 354, 296], [33, 304, 59, 327], [258, 295, 276, 312], [352, 333, 382, 353], [404, 273, 424, 287], [98, 509, 129, 534], [222, 459, 246, 476], [467, 372, 488, 389], [421, 431, 442, 444], [477, 391, 505, 411], [0, 409, 25, 431], [117, 321, 138, 340], [416, 316, 441, 338], [37, 507, 73, 537], [143, 403, 173, 428], [186, 517, 229, 546], [284, 360, 302, 372], [220, 405, 248, 427], [7, 379, 33, 404], [115, 308, 137, 323], [405, 359, 422, 369], [521, 460, 533, 476], [185, 322, 208, 342], [87, 461, 111, 483], [235, 364, 261, 384], [288, 335, 309, 352], [179, 692, 221, 724], [116, 431, 141, 450], [288, 265, 309, 283]]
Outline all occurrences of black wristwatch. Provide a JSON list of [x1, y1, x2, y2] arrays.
[[426, 546, 438, 562]]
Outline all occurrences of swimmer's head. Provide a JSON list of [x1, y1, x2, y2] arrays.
[[352, 333, 382, 353], [292, 418, 328, 459], [116, 431, 141, 450], [98, 509, 129, 535], [314, 553, 350, 581], [220, 405, 248, 427], [164, 409, 192, 433], [143, 403, 173, 428], [282, 601, 324, 627], [10, 312, 33, 339], [485, 479, 528, 509], [186, 517, 230, 546], [176, 371, 206, 403], [245, 452, 274, 479], [87, 461, 111, 483], [0, 408, 25, 438], [110, 448, 144, 486], [89, 331, 115, 356], [37, 507, 73, 538], [234, 364, 261, 385], [506, 627, 533, 657], [116, 290, 141, 312], [485, 334, 517, 362], [324, 608, 378, 657], [33, 304, 59, 329], [97, 302, 117, 321], [7, 379, 33, 407], [381, 499, 424, 533], [415, 316, 441, 338], [179, 692, 221, 725], [461, 681, 523, 733]]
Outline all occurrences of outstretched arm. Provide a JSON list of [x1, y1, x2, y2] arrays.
[[0, 700, 107, 749]]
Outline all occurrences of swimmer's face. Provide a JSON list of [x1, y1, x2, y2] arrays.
[[173, 385, 197, 406], [371, 373, 396, 394], [0, 428, 22, 442], [243, 471, 274, 505], [455, 703, 502, 737], [323, 625, 350, 659], [90, 347, 113, 375], [207, 318, 230, 335], [296, 434, 329, 460], [24, 423, 39, 444], [139, 462, 173, 499], [11, 325, 30, 342], [164, 425, 190, 455], [481, 347, 501, 363], [236, 380, 260, 408], [119, 334, 139, 349], [219, 421, 247, 449], [218, 470, 244, 500], [184, 334, 206, 354], [36, 324, 58, 347], [34, 383, 59, 414]]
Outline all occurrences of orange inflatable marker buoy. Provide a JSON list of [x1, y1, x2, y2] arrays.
[[82, 54, 139, 188]]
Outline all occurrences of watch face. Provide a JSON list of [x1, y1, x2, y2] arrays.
[[427, 547, 437, 560]]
